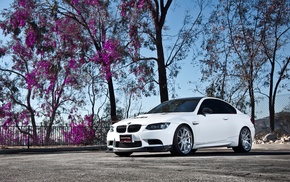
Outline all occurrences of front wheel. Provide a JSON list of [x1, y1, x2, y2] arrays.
[[233, 127, 252, 153], [171, 125, 193, 156]]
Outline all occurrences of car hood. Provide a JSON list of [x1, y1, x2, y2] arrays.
[[114, 113, 193, 126]]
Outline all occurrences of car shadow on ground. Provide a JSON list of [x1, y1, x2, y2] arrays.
[[127, 150, 290, 158]]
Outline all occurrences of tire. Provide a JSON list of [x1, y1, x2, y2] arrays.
[[233, 127, 252, 153], [171, 125, 193, 156], [190, 149, 197, 154], [114, 152, 133, 157]]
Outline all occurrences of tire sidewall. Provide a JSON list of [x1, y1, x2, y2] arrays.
[[240, 127, 252, 152], [233, 127, 252, 153], [172, 125, 193, 156]]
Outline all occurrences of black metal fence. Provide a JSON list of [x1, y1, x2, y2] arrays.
[[0, 121, 110, 147]]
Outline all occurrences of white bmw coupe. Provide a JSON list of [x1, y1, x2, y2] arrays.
[[107, 97, 255, 156]]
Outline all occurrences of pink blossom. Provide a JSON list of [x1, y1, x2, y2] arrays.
[[18, 110, 30, 125], [0, 47, 6, 57], [62, 114, 95, 145], [64, 77, 75, 85], [2, 118, 13, 129], [0, 102, 11, 119], [10, 10, 29, 28], [84, 114, 93, 126], [121, 3, 127, 17], [12, 42, 33, 59], [92, 39, 121, 80], [25, 71, 40, 90], [18, 0, 27, 7], [54, 19, 61, 32], [37, 60, 52, 71], [138, 0, 145, 9], [3, 102, 11, 111], [63, 119, 95, 145], [86, 0, 99, 6], [105, 67, 112, 80], [25, 29, 37, 48], [72, 0, 79, 4], [68, 59, 78, 70], [46, 82, 55, 94], [79, 58, 85, 64], [89, 19, 96, 34]]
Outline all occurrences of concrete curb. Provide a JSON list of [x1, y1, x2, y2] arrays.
[[0, 145, 107, 154], [253, 143, 290, 150]]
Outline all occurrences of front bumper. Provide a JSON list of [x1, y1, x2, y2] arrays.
[[107, 145, 172, 153], [107, 124, 176, 153]]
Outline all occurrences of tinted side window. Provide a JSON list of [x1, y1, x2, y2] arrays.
[[219, 101, 237, 114], [198, 99, 237, 114]]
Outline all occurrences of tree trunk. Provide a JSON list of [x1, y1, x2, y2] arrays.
[[248, 56, 256, 125], [45, 116, 55, 145], [45, 94, 59, 145], [30, 111, 38, 145], [27, 89, 38, 145], [248, 69, 255, 125], [157, 59, 169, 103], [249, 88, 255, 124], [269, 61, 275, 132], [151, 0, 172, 103], [156, 24, 169, 103], [108, 77, 117, 122], [269, 97, 275, 132], [268, 57, 290, 132], [90, 76, 96, 130]]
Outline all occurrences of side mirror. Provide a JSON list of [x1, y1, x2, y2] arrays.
[[202, 107, 213, 115]]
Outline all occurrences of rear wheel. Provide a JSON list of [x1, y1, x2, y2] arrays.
[[233, 127, 252, 153], [114, 152, 133, 157], [171, 125, 193, 156]]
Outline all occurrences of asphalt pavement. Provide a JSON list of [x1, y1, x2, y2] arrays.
[[1, 144, 290, 182], [0, 143, 289, 154]]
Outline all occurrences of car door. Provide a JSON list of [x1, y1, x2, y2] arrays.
[[194, 99, 236, 146]]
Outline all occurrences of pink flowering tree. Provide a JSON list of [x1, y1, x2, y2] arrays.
[[63, 114, 95, 145], [0, 0, 40, 143], [1, 0, 137, 146], [47, 0, 133, 123], [0, 0, 88, 144]]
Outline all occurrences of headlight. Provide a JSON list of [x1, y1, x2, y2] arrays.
[[145, 123, 170, 130], [109, 125, 115, 132]]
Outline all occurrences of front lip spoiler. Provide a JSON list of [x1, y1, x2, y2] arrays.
[[109, 145, 172, 153]]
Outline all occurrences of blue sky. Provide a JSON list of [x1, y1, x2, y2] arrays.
[[0, 1, 11, 9], [1, 0, 289, 119]]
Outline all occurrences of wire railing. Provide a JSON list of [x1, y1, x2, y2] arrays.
[[0, 121, 111, 147]]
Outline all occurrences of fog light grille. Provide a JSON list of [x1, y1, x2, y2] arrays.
[[148, 139, 163, 145]]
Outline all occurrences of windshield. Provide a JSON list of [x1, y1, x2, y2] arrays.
[[148, 98, 201, 113]]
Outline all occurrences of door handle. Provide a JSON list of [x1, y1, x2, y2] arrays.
[[192, 122, 199, 125], [223, 118, 229, 120]]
